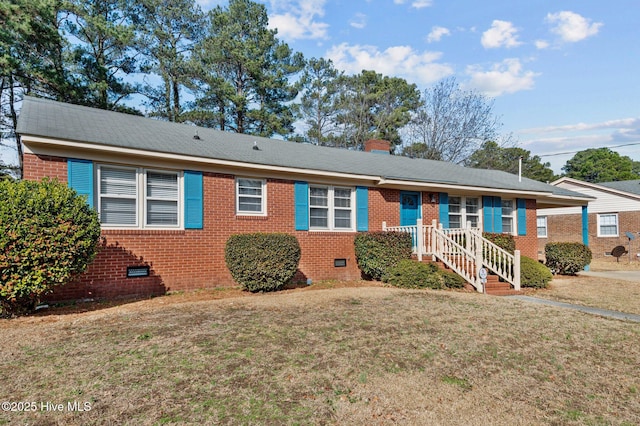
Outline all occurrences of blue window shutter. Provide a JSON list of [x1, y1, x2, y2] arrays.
[[184, 171, 203, 229], [493, 196, 503, 233], [482, 196, 493, 232], [439, 193, 449, 228], [356, 186, 368, 231], [517, 198, 527, 236], [67, 159, 93, 208], [294, 181, 309, 231]]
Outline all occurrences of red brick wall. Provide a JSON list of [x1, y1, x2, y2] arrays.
[[23, 153, 543, 300], [539, 211, 640, 259], [514, 199, 539, 259]]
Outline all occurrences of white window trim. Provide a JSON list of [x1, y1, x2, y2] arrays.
[[97, 164, 183, 230], [501, 199, 516, 235], [309, 185, 355, 232], [449, 195, 481, 229], [537, 216, 548, 238], [597, 213, 619, 237], [235, 177, 267, 216]]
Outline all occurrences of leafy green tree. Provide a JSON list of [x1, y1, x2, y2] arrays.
[[190, 0, 304, 137], [402, 77, 502, 164], [0, 178, 101, 316], [333, 70, 420, 150], [61, 0, 138, 110], [294, 57, 342, 145], [1, 0, 78, 175], [561, 148, 640, 183], [466, 141, 557, 182], [133, 0, 204, 122]]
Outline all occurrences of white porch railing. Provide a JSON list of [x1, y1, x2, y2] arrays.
[[382, 219, 520, 293]]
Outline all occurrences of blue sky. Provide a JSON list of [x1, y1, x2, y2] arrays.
[[196, 0, 640, 173]]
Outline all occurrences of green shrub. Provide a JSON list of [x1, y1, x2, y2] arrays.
[[520, 256, 552, 288], [0, 178, 101, 317], [382, 260, 444, 289], [545, 242, 592, 275], [354, 232, 412, 280], [482, 233, 516, 254], [225, 233, 301, 292], [439, 270, 466, 289]]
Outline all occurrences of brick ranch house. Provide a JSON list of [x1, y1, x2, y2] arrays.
[[16, 96, 591, 300], [537, 177, 640, 261]]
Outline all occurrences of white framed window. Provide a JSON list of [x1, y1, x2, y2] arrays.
[[97, 165, 181, 229], [98, 165, 138, 226], [598, 213, 618, 237], [537, 216, 547, 238], [236, 178, 266, 215], [145, 170, 179, 226], [309, 185, 354, 231], [501, 199, 515, 234], [449, 196, 480, 228]]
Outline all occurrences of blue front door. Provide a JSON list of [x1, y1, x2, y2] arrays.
[[400, 191, 420, 226]]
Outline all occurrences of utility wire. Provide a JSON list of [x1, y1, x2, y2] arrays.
[[538, 142, 640, 157]]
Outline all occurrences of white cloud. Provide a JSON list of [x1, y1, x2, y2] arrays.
[[325, 43, 453, 86], [427, 26, 450, 43], [350, 13, 367, 29], [481, 20, 522, 49], [394, 0, 433, 8], [466, 58, 539, 96], [545, 11, 603, 43], [268, 0, 330, 41], [520, 118, 640, 135], [411, 0, 433, 9], [535, 40, 550, 50]]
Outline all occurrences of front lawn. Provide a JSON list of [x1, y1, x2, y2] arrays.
[[1, 286, 639, 425]]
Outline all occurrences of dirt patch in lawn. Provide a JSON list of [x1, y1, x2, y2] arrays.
[[1, 285, 639, 425]]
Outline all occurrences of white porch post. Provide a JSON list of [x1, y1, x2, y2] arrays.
[[475, 232, 484, 293], [513, 250, 521, 291], [431, 219, 437, 261], [416, 218, 424, 261], [382, 221, 387, 231]]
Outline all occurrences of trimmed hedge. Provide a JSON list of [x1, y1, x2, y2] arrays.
[[0, 178, 101, 317], [482, 233, 516, 254], [225, 233, 301, 292], [382, 260, 444, 289], [354, 231, 412, 280], [520, 256, 552, 288], [545, 242, 592, 275], [439, 270, 467, 289]]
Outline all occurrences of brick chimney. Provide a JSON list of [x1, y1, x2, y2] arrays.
[[364, 139, 391, 154]]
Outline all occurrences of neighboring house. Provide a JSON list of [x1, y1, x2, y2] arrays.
[[16, 97, 591, 300], [537, 177, 640, 260]]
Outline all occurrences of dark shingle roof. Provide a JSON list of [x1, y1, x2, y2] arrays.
[[17, 96, 588, 200], [599, 180, 640, 196]]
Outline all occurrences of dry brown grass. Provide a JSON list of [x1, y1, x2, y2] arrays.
[[590, 257, 640, 271], [1, 284, 639, 425], [533, 275, 640, 315]]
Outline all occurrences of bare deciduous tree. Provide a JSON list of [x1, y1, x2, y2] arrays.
[[402, 77, 502, 164]]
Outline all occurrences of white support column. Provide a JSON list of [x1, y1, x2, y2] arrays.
[[513, 250, 521, 291], [475, 231, 484, 293], [431, 219, 437, 261], [416, 218, 424, 261], [382, 221, 387, 231]]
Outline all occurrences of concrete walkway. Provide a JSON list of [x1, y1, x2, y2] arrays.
[[508, 295, 640, 323], [579, 270, 640, 282]]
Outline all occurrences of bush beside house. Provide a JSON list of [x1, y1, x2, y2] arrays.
[[354, 232, 412, 280], [520, 256, 553, 288], [545, 242, 592, 275], [225, 233, 301, 292], [0, 178, 101, 317]]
